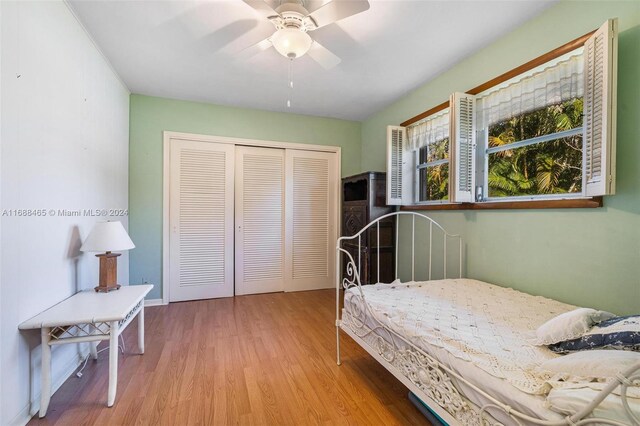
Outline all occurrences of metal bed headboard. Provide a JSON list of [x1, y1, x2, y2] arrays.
[[336, 211, 463, 295]]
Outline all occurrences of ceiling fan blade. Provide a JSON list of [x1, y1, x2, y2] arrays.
[[241, 0, 280, 20], [307, 41, 341, 70], [307, 0, 370, 29], [238, 37, 273, 60]]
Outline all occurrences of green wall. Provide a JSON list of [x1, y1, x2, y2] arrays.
[[130, 1, 640, 313], [362, 1, 640, 315], [129, 95, 361, 299]]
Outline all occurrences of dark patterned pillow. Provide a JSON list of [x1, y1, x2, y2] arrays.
[[549, 315, 640, 353]]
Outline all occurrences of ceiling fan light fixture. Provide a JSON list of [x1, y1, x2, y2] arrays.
[[271, 28, 312, 59]]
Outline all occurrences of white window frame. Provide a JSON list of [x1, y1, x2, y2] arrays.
[[387, 19, 617, 208], [415, 140, 451, 205], [480, 117, 587, 203]]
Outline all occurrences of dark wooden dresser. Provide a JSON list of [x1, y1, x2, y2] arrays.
[[341, 172, 395, 284]]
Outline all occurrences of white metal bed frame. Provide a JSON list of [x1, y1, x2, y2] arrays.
[[335, 211, 640, 426]]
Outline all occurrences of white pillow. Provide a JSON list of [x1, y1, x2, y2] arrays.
[[534, 308, 615, 345], [539, 350, 640, 381]]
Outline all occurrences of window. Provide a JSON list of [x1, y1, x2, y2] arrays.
[[408, 109, 450, 202], [485, 99, 583, 198], [418, 140, 449, 201], [386, 19, 618, 208], [477, 51, 585, 200]]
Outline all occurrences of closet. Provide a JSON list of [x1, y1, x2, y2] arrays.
[[166, 135, 339, 302]]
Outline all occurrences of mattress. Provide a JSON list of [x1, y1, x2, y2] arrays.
[[342, 279, 588, 424]]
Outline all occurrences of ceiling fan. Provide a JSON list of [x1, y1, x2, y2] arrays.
[[241, 0, 370, 69]]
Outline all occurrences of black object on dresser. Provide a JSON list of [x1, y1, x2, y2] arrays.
[[342, 172, 396, 284]]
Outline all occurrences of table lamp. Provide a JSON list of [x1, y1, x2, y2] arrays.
[[81, 221, 135, 292]]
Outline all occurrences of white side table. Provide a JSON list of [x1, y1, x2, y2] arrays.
[[19, 284, 153, 417]]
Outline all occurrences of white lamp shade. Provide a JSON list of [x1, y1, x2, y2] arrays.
[[271, 28, 313, 59], [81, 221, 135, 252]]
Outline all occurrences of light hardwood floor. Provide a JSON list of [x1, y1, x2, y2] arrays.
[[28, 289, 430, 425]]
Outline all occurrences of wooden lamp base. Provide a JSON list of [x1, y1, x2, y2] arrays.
[[95, 252, 122, 293]]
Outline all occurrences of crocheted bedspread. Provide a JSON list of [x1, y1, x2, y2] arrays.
[[344, 279, 576, 395]]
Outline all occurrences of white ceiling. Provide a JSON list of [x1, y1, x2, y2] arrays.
[[68, 0, 555, 121]]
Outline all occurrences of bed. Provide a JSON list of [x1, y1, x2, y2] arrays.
[[335, 212, 640, 425]]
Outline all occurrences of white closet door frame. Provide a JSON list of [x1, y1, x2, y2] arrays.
[[284, 149, 339, 292], [235, 146, 285, 295], [162, 131, 341, 304]]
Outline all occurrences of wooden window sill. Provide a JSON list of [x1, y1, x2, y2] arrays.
[[401, 197, 603, 211]]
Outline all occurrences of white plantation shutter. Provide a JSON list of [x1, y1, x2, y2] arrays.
[[449, 92, 476, 203], [386, 126, 404, 205], [386, 126, 413, 205], [584, 19, 618, 196]]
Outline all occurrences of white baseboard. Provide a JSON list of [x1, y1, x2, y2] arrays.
[[10, 347, 90, 426], [144, 298, 166, 307]]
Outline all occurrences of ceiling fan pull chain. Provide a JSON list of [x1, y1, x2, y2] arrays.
[[289, 58, 294, 89], [287, 58, 294, 108]]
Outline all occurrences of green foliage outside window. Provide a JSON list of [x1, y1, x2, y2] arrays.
[[487, 98, 584, 198], [417, 98, 583, 202], [419, 138, 449, 201]]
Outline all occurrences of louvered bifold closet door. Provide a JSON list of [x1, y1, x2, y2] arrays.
[[584, 19, 618, 196], [285, 149, 339, 291], [169, 140, 234, 302], [235, 146, 285, 295]]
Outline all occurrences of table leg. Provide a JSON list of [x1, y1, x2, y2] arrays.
[[138, 306, 145, 354], [107, 320, 119, 407], [39, 327, 52, 418], [90, 325, 98, 360], [90, 341, 98, 360]]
